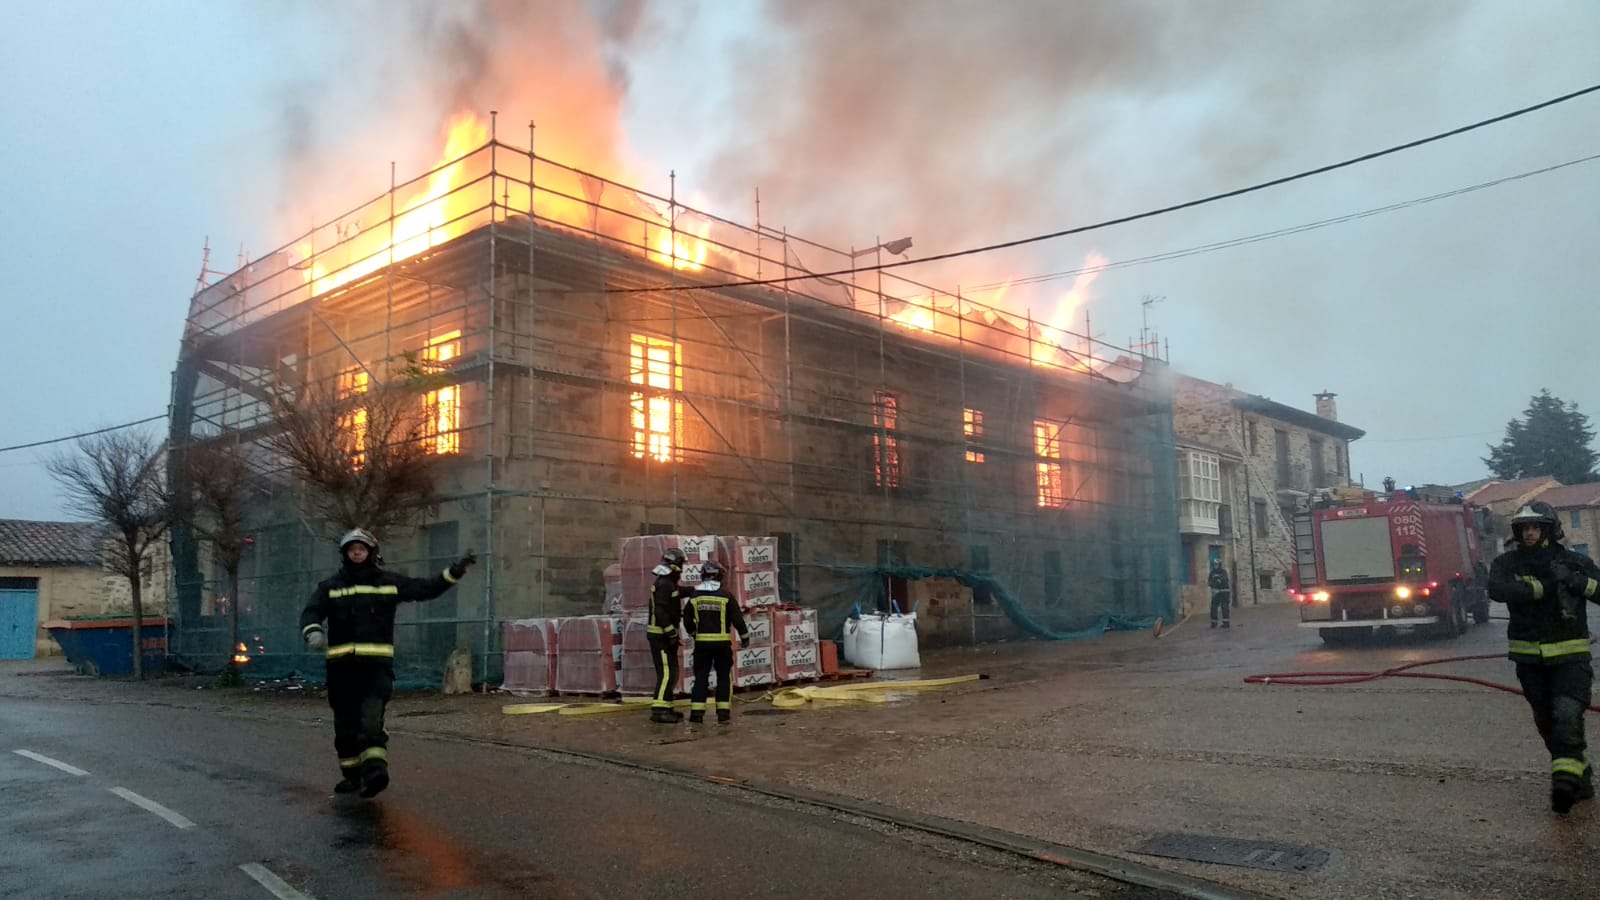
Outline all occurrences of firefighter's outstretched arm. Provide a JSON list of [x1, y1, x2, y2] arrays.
[[394, 551, 478, 603], [1488, 556, 1545, 605]]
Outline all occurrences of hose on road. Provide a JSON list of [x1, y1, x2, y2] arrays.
[[1243, 652, 1600, 713]]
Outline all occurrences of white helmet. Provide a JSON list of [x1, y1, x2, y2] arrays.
[[339, 528, 379, 553]]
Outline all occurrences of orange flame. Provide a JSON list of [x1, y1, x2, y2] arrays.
[[648, 218, 711, 272], [300, 112, 491, 297]]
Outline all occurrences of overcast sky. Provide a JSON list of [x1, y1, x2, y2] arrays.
[[2, 0, 1597, 520]]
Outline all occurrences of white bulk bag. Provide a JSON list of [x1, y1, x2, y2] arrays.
[[843, 613, 920, 670]]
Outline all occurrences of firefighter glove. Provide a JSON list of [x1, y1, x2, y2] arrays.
[[449, 551, 478, 580], [1565, 571, 1593, 596], [305, 630, 326, 652]]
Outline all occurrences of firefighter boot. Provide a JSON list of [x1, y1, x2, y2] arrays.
[[1552, 774, 1582, 814], [716, 709, 731, 725], [688, 711, 704, 724], [359, 761, 391, 799], [1582, 769, 1595, 803], [650, 707, 683, 724], [334, 767, 362, 794]]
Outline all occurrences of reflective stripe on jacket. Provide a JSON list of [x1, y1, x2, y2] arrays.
[[683, 586, 748, 644], [299, 562, 459, 663]]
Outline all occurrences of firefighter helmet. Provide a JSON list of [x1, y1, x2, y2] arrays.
[[700, 559, 725, 582], [661, 547, 687, 568], [339, 528, 379, 553], [1510, 502, 1563, 542]]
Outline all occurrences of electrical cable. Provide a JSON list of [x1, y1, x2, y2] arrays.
[[604, 82, 1600, 294], [959, 152, 1600, 296], [0, 414, 167, 455]]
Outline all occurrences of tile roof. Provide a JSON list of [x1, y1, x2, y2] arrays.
[[0, 520, 104, 567], [1534, 483, 1600, 509], [1465, 476, 1560, 506]]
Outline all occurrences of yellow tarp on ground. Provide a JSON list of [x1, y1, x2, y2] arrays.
[[503, 676, 981, 717], [501, 703, 567, 715], [767, 674, 980, 709]]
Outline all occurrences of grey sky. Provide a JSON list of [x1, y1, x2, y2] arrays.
[[2, 0, 1597, 520]]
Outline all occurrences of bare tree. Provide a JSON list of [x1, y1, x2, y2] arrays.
[[48, 429, 170, 679], [264, 367, 447, 535], [171, 441, 259, 682]]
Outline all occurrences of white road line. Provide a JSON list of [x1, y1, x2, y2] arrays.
[[240, 863, 318, 900], [108, 787, 196, 829], [13, 749, 89, 776]]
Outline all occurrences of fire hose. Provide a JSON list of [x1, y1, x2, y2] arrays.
[[1243, 652, 1600, 714]]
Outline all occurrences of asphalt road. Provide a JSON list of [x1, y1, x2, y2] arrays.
[[0, 695, 1154, 899]]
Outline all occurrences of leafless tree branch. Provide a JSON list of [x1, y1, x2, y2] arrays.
[[47, 429, 170, 679]]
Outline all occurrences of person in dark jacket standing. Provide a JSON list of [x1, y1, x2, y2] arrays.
[[682, 559, 750, 725], [1488, 502, 1600, 814], [300, 528, 476, 797], [1208, 561, 1232, 629], [647, 547, 687, 724]]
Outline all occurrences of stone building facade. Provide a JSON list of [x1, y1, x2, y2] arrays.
[[1173, 377, 1365, 609]]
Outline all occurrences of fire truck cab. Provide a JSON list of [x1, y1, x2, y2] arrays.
[[1291, 486, 1490, 644]]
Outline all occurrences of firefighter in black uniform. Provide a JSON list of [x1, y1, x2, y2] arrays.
[[300, 528, 476, 797], [682, 559, 750, 725], [1488, 501, 1600, 813], [1208, 561, 1232, 628], [647, 548, 687, 724]]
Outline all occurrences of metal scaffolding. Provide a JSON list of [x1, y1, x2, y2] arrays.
[[169, 119, 1179, 685]]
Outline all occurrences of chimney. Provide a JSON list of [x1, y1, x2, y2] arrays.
[[1314, 391, 1338, 421]]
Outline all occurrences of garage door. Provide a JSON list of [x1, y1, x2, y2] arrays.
[[0, 587, 38, 659]]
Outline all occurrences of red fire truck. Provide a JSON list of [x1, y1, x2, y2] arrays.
[[1292, 487, 1491, 644]]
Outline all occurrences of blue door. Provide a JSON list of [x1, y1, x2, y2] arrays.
[[0, 588, 38, 659]]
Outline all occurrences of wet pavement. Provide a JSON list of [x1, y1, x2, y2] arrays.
[[0, 676, 1165, 899], [7, 602, 1600, 899]]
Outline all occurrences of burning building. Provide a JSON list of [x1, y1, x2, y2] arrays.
[[168, 116, 1180, 681]]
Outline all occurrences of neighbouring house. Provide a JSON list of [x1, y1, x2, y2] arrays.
[[1527, 482, 1600, 558], [1173, 378, 1365, 609], [0, 519, 175, 659], [1464, 476, 1564, 521]]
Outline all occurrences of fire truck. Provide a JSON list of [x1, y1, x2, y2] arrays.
[[1292, 486, 1491, 644]]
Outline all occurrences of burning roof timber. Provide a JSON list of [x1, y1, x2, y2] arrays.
[[183, 122, 1149, 393]]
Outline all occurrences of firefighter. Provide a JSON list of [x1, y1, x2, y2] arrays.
[[682, 559, 750, 725], [647, 548, 687, 724], [1488, 501, 1600, 813], [300, 528, 476, 798], [1207, 560, 1232, 628]]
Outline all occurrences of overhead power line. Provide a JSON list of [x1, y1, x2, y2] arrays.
[[606, 81, 1600, 295], [960, 151, 1600, 295], [0, 414, 167, 455], [1361, 430, 1504, 444]]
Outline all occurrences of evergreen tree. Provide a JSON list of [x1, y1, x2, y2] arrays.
[[1484, 389, 1599, 484]]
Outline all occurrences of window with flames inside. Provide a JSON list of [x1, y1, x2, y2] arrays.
[[337, 367, 369, 465], [1035, 419, 1065, 508], [423, 330, 462, 454], [873, 390, 901, 489], [964, 408, 985, 463], [630, 334, 682, 462]]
